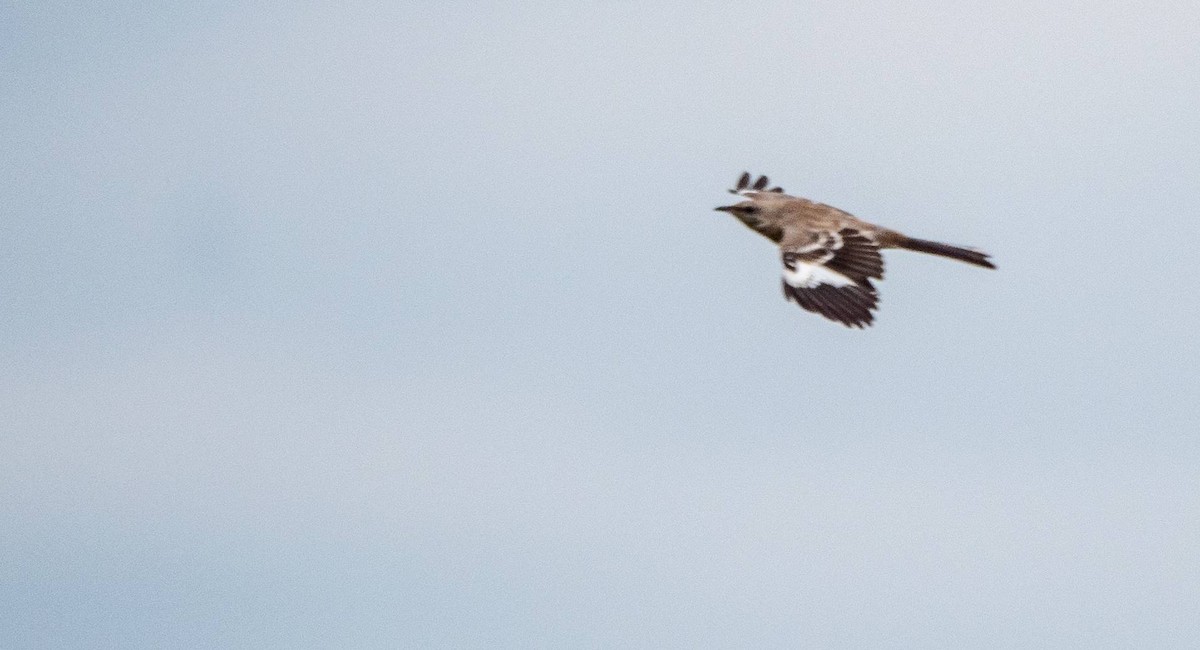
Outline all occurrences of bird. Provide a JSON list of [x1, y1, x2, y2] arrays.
[[714, 172, 995, 328]]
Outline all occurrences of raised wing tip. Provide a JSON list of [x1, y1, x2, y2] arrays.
[[729, 172, 786, 195]]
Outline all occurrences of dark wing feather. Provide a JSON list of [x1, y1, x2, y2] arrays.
[[822, 229, 884, 284], [782, 282, 878, 328], [780, 228, 885, 328], [729, 172, 786, 195]]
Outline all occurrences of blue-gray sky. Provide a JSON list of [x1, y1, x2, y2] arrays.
[[3, 1, 1200, 647]]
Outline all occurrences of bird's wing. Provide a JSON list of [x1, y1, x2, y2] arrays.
[[780, 228, 884, 328], [729, 172, 788, 197]]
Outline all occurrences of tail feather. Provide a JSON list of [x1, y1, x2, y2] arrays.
[[898, 237, 996, 269]]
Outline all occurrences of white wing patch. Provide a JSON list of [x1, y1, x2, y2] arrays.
[[783, 260, 856, 289], [734, 190, 781, 200]]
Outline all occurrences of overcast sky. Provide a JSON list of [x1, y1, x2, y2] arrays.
[[3, 1, 1200, 647]]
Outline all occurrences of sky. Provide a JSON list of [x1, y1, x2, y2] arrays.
[[3, 0, 1200, 647]]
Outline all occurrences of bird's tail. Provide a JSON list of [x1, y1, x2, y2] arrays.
[[897, 237, 996, 269]]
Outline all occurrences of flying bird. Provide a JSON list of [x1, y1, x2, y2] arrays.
[[715, 172, 995, 328]]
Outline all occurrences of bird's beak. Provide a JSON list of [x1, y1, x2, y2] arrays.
[[714, 205, 736, 213]]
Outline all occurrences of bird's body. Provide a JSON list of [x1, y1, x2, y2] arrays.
[[715, 172, 994, 328]]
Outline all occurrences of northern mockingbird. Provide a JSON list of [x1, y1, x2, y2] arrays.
[[715, 172, 995, 328]]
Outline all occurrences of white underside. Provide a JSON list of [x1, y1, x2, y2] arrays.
[[783, 261, 855, 289]]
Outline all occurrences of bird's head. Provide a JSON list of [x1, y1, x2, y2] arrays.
[[714, 201, 761, 217], [716, 172, 786, 217]]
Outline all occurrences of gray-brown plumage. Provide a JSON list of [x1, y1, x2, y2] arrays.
[[715, 172, 995, 328]]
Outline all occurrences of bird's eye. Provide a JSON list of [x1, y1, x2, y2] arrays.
[[741, 205, 759, 214]]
